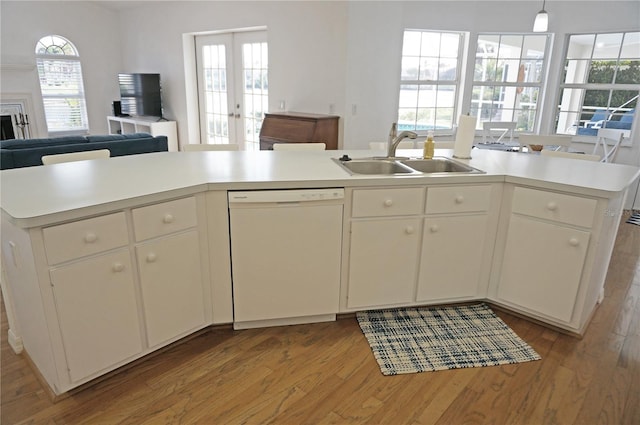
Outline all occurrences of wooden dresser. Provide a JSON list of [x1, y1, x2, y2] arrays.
[[259, 112, 339, 150]]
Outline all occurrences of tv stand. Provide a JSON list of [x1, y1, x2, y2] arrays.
[[107, 116, 178, 151]]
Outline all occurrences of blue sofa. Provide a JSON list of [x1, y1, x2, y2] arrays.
[[0, 133, 168, 170]]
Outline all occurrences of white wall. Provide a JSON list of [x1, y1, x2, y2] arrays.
[[0, 1, 123, 136], [115, 1, 348, 146]]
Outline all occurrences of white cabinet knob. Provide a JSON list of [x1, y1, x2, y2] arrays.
[[146, 252, 157, 263], [546, 201, 558, 211], [383, 199, 393, 207], [112, 262, 125, 272], [163, 214, 175, 224], [430, 224, 439, 233], [405, 226, 415, 235], [569, 238, 580, 247], [84, 233, 98, 243], [455, 195, 464, 204]]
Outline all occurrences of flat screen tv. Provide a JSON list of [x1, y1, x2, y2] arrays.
[[118, 73, 163, 118]]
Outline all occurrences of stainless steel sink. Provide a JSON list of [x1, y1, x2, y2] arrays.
[[335, 159, 416, 175], [334, 156, 484, 175], [399, 158, 483, 174]]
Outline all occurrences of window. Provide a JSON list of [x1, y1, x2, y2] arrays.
[[397, 30, 464, 133], [556, 31, 639, 137], [35, 35, 88, 134], [471, 34, 549, 132]]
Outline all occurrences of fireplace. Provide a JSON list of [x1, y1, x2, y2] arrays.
[[0, 96, 33, 140]]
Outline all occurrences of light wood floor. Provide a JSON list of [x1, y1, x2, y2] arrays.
[[2, 217, 639, 424]]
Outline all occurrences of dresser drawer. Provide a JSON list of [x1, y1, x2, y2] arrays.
[[352, 188, 424, 218], [43, 212, 129, 265], [511, 187, 597, 228], [132, 197, 197, 241], [426, 185, 492, 214]]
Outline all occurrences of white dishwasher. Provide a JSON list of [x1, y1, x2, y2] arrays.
[[228, 188, 344, 329]]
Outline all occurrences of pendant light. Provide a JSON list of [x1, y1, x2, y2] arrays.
[[533, 0, 549, 32]]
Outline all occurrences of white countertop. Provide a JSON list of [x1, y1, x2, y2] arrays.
[[2, 148, 639, 228]]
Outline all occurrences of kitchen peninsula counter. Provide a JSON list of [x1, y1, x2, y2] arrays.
[[1, 147, 639, 397], [1, 148, 638, 227]]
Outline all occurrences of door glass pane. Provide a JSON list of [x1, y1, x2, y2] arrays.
[[202, 44, 230, 144], [242, 41, 268, 151]]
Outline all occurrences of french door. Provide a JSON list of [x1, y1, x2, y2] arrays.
[[195, 31, 268, 150]]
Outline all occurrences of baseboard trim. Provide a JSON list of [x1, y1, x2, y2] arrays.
[[8, 328, 23, 354]]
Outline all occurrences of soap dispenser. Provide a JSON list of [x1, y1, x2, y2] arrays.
[[423, 131, 435, 159]]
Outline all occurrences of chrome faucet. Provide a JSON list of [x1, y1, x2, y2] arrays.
[[387, 123, 417, 157]]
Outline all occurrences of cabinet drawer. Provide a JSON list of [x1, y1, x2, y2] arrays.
[[43, 212, 129, 265], [512, 187, 597, 228], [352, 188, 424, 217], [426, 185, 492, 214], [132, 197, 197, 241]]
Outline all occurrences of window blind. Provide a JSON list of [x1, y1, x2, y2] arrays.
[[36, 57, 88, 132]]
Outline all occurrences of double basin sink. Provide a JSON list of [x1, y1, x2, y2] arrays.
[[334, 156, 484, 175]]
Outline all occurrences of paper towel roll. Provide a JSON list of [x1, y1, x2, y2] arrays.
[[453, 115, 476, 159]]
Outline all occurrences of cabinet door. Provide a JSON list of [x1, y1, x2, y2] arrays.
[[136, 231, 205, 348], [497, 215, 590, 323], [417, 215, 488, 301], [347, 218, 421, 309], [50, 249, 142, 383]]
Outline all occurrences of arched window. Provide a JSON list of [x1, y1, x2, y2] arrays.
[[35, 35, 88, 134]]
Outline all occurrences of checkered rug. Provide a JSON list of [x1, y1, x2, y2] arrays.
[[627, 212, 640, 226], [356, 303, 541, 376]]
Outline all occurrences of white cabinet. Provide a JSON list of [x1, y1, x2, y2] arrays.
[[50, 250, 142, 382], [136, 231, 205, 347], [417, 185, 494, 302], [107, 116, 178, 152], [132, 197, 207, 347], [19, 194, 211, 393], [348, 218, 422, 308], [43, 213, 142, 383], [495, 186, 597, 324], [346, 187, 424, 309]]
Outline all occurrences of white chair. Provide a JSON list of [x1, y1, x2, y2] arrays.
[[482, 121, 516, 144], [182, 143, 239, 151], [540, 150, 600, 161], [42, 149, 110, 165], [518, 134, 573, 153], [272, 143, 326, 151], [592, 128, 625, 163]]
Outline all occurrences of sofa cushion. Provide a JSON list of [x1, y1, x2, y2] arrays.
[[86, 134, 126, 142], [0, 136, 88, 149], [121, 132, 153, 139]]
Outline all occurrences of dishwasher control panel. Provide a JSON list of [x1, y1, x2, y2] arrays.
[[228, 188, 345, 204]]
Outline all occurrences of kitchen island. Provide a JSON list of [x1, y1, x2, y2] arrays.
[[1, 148, 638, 396]]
